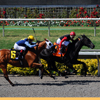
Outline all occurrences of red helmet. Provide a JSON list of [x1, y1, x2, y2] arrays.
[[70, 31, 76, 36]]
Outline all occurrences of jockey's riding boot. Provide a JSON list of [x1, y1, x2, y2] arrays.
[[18, 50, 24, 60], [18, 52, 23, 61], [18, 50, 24, 67], [60, 47, 65, 53], [19, 60, 24, 67]]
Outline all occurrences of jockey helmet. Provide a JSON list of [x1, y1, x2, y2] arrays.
[[70, 31, 76, 36], [28, 35, 34, 41]]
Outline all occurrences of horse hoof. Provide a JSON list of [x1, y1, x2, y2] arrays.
[[40, 76, 43, 79], [84, 73, 87, 77], [84, 75, 86, 77], [11, 84, 14, 86], [52, 76, 55, 80], [65, 76, 68, 78]]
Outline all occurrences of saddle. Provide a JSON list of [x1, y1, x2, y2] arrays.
[[10, 48, 26, 67], [53, 42, 68, 57]]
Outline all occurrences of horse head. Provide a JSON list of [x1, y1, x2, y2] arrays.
[[67, 35, 95, 59], [36, 38, 53, 53], [79, 35, 95, 49], [44, 38, 53, 49]]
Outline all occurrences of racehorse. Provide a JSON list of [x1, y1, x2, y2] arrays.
[[40, 35, 95, 76], [0, 39, 54, 86]]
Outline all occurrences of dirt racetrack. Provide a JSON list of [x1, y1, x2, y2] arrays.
[[0, 75, 100, 97]]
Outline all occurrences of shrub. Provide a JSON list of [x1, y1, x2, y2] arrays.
[[73, 59, 98, 76], [0, 59, 97, 76], [7, 64, 39, 76]]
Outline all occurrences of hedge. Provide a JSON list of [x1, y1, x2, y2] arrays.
[[0, 59, 98, 76]]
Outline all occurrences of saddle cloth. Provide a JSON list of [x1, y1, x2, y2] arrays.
[[10, 48, 20, 60], [53, 42, 68, 57]]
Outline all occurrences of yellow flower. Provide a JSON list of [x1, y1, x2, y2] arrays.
[[77, 69, 81, 73], [95, 70, 98, 75]]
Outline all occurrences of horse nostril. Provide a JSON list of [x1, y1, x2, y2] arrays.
[[93, 45, 95, 48], [91, 44, 95, 49]]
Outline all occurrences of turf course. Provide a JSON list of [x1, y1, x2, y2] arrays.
[[0, 26, 100, 49]]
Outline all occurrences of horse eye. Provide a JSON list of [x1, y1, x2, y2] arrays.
[[49, 43, 51, 46]]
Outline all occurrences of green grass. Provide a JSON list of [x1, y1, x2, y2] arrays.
[[0, 26, 100, 49]]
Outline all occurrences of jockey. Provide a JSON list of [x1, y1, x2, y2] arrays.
[[14, 35, 38, 60], [56, 31, 76, 53]]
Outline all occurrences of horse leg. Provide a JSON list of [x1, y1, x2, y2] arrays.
[[51, 61, 57, 71], [51, 61, 61, 76], [47, 60, 52, 71], [74, 60, 87, 76], [1, 66, 14, 86], [46, 60, 59, 76], [65, 61, 75, 73], [31, 63, 55, 79], [30, 63, 43, 79], [64, 61, 76, 78]]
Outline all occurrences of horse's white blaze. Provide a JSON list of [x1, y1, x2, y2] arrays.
[[46, 40, 53, 49]]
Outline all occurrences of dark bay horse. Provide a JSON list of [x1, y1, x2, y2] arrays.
[[40, 35, 95, 76], [0, 39, 54, 86]]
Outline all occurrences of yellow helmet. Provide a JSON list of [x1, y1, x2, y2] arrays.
[[28, 35, 34, 41]]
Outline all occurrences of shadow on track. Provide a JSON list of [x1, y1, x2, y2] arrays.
[[8, 80, 100, 86]]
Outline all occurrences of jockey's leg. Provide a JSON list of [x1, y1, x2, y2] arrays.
[[18, 50, 25, 67], [14, 43, 26, 59], [62, 41, 71, 61], [56, 38, 61, 44], [18, 50, 24, 59], [60, 46, 65, 53], [14, 43, 26, 67]]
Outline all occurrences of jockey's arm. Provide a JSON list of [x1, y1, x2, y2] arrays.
[[59, 37, 67, 48], [72, 38, 78, 43], [25, 41, 37, 48], [31, 41, 36, 44], [31, 41, 38, 45]]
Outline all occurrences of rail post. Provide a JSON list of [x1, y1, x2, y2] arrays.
[[48, 21, 50, 37], [96, 55, 100, 76], [94, 21, 96, 36], [2, 21, 5, 37]]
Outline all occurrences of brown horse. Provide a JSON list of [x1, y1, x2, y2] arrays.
[[0, 39, 54, 86]]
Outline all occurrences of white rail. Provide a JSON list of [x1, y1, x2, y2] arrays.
[[0, 18, 100, 21], [0, 18, 100, 36], [79, 50, 100, 76]]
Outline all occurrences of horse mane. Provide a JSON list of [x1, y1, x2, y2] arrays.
[[78, 34, 87, 40], [81, 34, 86, 37], [36, 40, 43, 43], [74, 34, 87, 43]]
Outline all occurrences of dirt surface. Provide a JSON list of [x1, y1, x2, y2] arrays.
[[0, 75, 100, 97]]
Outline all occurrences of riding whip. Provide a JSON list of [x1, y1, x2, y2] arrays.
[[32, 28, 42, 77], [32, 28, 37, 42]]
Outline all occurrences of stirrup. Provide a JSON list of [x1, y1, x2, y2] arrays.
[[18, 54, 23, 60]]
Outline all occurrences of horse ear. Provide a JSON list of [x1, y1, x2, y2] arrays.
[[81, 35, 83, 37], [81, 34, 86, 37], [44, 38, 46, 40], [44, 38, 49, 42]]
